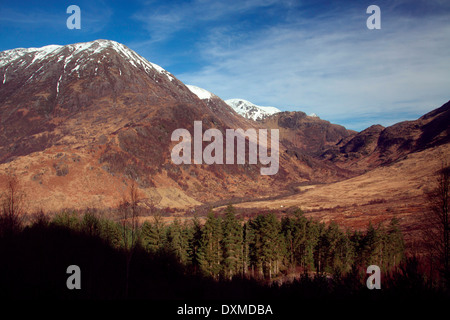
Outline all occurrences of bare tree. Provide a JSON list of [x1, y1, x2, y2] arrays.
[[0, 175, 26, 237], [425, 160, 450, 287]]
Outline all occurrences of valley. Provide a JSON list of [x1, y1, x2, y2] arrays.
[[0, 39, 449, 258], [215, 143, 450, 254]]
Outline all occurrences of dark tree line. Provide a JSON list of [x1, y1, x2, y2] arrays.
[[27, 203, 405, 282], [0, 196, 448, 301], [138, 205, 405, 280], [0, 174, 421, 286], [1, 171, 449, 300]]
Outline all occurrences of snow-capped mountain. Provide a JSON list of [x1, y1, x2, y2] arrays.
[[0, 39, 224, 166], [0, 39, 175, 85], [185, 84, 255, 128], [1, 39, 305, 210], [0, 39, 173, 82], [0, 38, 361, 213], [225, 99, 281, 121], [186, 85, 281, 124]]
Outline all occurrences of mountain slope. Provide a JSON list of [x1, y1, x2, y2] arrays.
[[231, 141, 450, 253], [186, 85, 255, 128], [321, 100, 450, 171], [262, 111, 357, 157], [0, 39, 191, 163]]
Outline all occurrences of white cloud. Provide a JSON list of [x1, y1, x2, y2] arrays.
[[175, 6, 450, 131], [133, 0, 287, 43], [0, 2, 112, 34]]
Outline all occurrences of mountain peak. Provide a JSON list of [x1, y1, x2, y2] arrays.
[[225, 98, 281, 121], [0, 39, 174, 82]]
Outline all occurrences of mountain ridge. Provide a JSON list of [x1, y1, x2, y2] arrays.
[[321, 100, 450, 172]]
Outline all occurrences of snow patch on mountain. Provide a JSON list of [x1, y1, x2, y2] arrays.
[[225, 99, 281, 121], [186, 85, 214, 100], [0, 39, 175, 82]]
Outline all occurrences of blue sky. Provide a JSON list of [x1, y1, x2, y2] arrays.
[[1, 0, 449, 131]]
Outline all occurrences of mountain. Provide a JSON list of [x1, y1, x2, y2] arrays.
[[3, 38, 446, 224], [261, 111, 357, 157], [0, 39, 216, 209], [186, 85, 254, 128], [0, 40, 344, 212], [231, 141, 450, 252], [321, 100, 450, 172], [225, 102, 450, 252], [225, 98, 281, 121], [0, 40, 189, 162]]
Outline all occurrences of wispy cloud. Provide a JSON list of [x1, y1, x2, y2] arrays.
[[0, 2, 113, 34], [2, 0, 448, 131], [133, 0, 289, 43], [174, 2, 450, 130], [0, 8, 63, 27]]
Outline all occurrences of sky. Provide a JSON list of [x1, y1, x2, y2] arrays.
[[1, 0, 449, 131]]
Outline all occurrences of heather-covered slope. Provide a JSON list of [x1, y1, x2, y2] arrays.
[[0, 40, 348, 212]]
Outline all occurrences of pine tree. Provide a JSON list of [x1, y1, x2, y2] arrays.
[[221, 205, 243, 279], [363, 222, 377, 266], [166, 218, 188, 264], [291, 210, 308, 269], [248, 213, 284, 279], [198, 210, 222, 278], [281, 216, 295, 269], [141, 212, 166, 253], [247, 217, 261, 277], [321, 222, 342, 274], [242, 222, 250, 277], [337, 229, 355, 273], [304, 218, 319, 272], [350, 229, 366, 268], [280, 209, 309, 271], [186, 215, 202, 272], [385, 218, 404, 271], [361, 222, 386, 268], [313, 222, 326, 274]]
